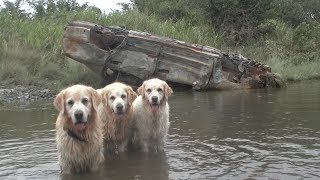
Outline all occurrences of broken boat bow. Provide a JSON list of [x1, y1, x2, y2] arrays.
[[63, 21, 284, 90]]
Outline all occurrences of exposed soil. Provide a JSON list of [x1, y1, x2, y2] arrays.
[[0, 86, 54, 104]]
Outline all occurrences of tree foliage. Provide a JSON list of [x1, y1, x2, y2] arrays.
[[1, 0, 101, 18], [1, 0, 28, 17], [131, 0, 320, 44], [132, 0, 210, 25]]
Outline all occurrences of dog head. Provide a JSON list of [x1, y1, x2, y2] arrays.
[[99, 82, 137, 116], [54, 84, 101, 131], [137, 78, 173, 110]]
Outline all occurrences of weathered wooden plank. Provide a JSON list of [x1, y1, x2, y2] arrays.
[[62, 21, 285, 89], [108, 50, 157, 79]]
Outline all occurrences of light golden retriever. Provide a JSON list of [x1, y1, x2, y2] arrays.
[[132, 78, 173, 152], [97, 82, 137, 153], [54, 84, 104, 174]]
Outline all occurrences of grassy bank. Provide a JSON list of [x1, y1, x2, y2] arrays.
[[0, 9, 319, 92]]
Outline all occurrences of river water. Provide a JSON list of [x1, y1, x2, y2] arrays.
[[0, 81, 319, 179]]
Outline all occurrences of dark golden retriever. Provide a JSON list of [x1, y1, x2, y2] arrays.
[[97, 82, 137, 153]]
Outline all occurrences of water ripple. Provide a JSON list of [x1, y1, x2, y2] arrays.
[[1, 82, 320, 179], [167, 128, 320, 179]]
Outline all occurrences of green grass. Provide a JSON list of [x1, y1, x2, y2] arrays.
[[266, 58, 320, 81], [0, 9, 319, 93]]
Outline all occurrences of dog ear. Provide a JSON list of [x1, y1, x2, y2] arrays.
[[97, 89, 105, 105], [164, 82, 173, 100], [137, 82, 145, 96], [99, 88, 109, 107], [54, 90, 65, 113], [89, 87, 101, 111], [126, 86, 138, 105]]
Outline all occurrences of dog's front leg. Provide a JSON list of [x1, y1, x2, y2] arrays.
[[118, 138, 128, 153], [140, 139, 149, 152], [154, 137, 165, 153]]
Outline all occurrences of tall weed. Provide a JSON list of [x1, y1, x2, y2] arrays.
[[0, 9, 319, 91]]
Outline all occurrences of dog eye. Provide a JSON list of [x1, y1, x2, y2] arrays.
[[157, 88, 162, 92], [146, 89, 152, 93], [82, 98, 89, 104], [110, 96, 115, 100], [121, 94, 126, 99], [67, 100, 74, 106]]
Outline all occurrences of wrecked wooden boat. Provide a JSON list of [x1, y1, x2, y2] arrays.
[[63, 21, 284, 90]]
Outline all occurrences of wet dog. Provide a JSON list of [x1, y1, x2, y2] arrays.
[[54, 85, 104, 174], [97, 82, 137, 153], [132, 78, 173, 152]]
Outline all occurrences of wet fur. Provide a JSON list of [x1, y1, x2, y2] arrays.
[[97, 82, 137, 153], [54, 85, 104, 174], [132, 78, 173, 152]]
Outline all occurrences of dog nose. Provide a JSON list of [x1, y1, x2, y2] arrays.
[[74, 110, 83, 121], [152, 96, 158, 103], [116, 104, 123, 111]]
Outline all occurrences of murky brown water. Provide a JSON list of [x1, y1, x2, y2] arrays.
[[1, 81, 320, 179]]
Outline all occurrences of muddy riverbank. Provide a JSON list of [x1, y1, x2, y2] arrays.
[[0, 86, 54, 104]]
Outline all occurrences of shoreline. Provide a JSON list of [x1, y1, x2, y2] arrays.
[[0, 86, 54, 105], [1, 78, 319, 105]]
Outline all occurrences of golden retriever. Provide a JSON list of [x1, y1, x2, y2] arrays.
[[97, 82, 137, 153], [54, 84, 104, 174], [132, 78, 173, 152]]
